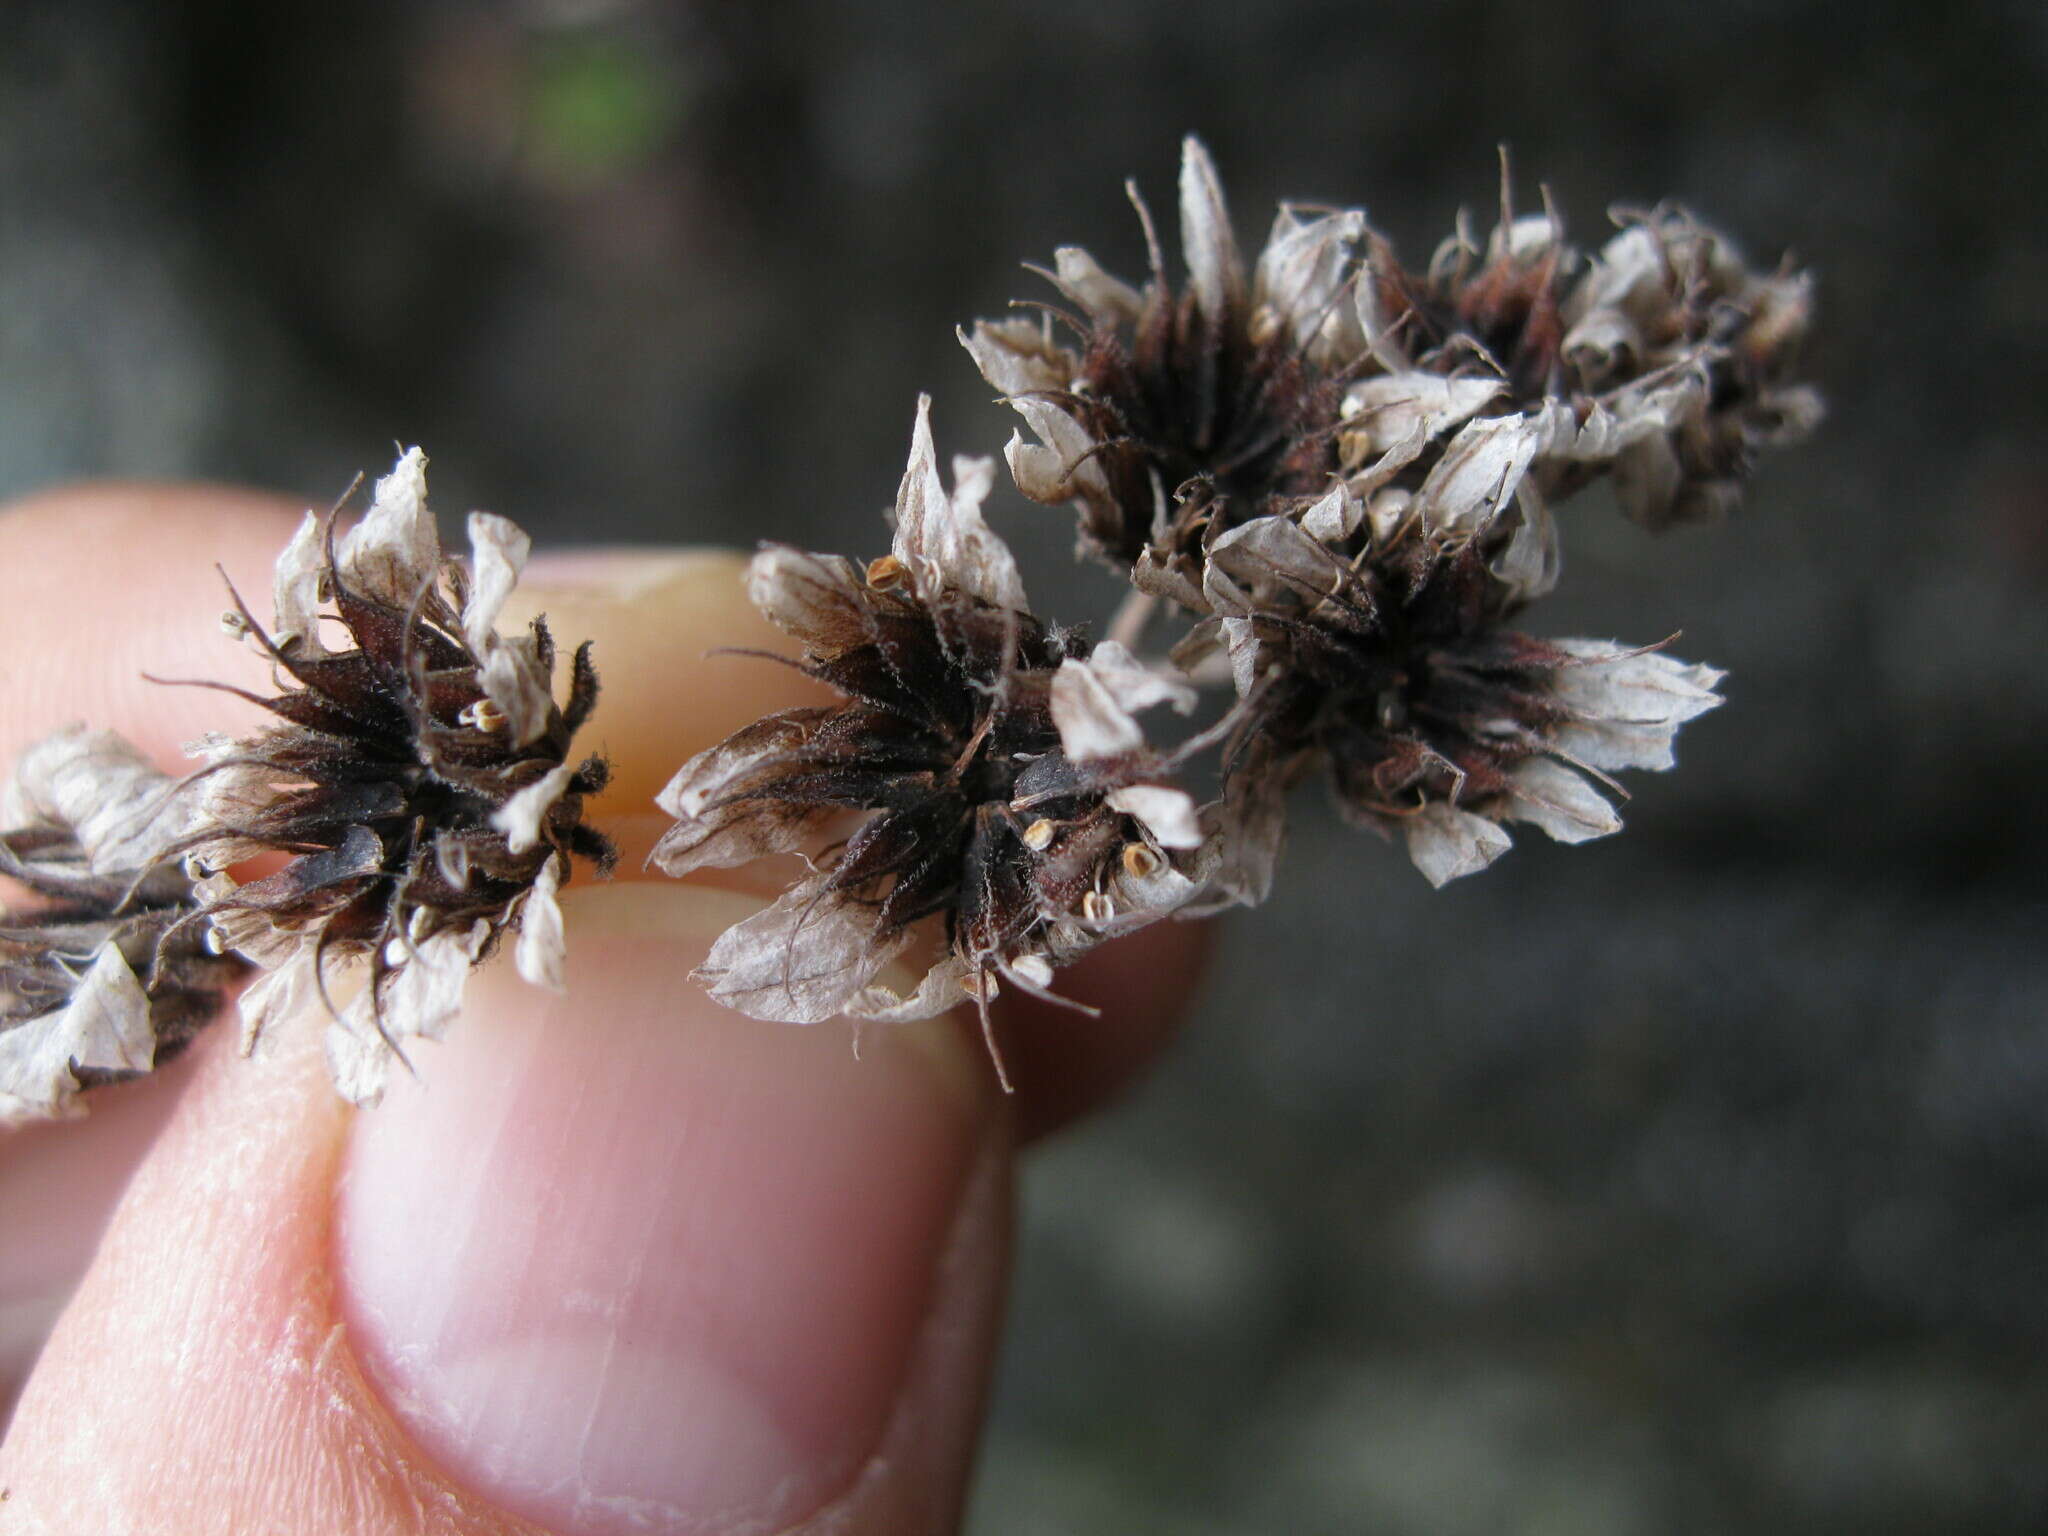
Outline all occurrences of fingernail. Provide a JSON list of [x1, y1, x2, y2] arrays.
[[336, 884, 985, 1536], [520, 547, 737, 598], [500, 549, 830, 811]]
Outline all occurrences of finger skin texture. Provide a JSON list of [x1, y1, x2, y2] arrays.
[[0, 887, 1015, 1535], [504, 550, 834, 816], [0, 1011, 510, 1532], [0, 485, 309, 1423], [335, 885, 1006, 1536], [0, 483, 303, 773], [0, 1061, 194, 1430], [995, 916, 1212, 1143]]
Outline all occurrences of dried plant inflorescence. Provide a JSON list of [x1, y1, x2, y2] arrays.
[[3, 452, 615, 1118], [171, 449, 615, 1101], [1, 730, 241, 1122], [1185, 513, 1723, 887], [651, 398, 1203, 1078], [947, 136, 1812, 910], [3, 136, 1819, 1114], [964, 139, 1820, 610], [961, 140, 1365, 591], [644, 136, 1814, 1075], [1352, 189, 1823, 530]]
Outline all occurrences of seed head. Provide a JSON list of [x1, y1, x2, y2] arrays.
[[1189, 502, 1723, 887], [651, 398, 1204, 1081], [964, 138, 1821, 618], [175, 449, 613, 1103], [963, 138, 1363, 589], [1355, 181, 1822, 530]]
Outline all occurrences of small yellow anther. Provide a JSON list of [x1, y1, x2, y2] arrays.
[[460, 698, 508, 733], [1121, 843, 1162, 879]]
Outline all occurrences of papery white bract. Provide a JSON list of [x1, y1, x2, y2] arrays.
[[0, 728, 235, 1122]]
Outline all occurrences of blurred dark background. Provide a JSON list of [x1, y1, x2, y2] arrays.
[[5, 1, 2046, 1530]]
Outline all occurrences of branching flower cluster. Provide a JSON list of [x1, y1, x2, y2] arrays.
[[0, 138, 1817, 1115], [968, 140, 1813, 893]]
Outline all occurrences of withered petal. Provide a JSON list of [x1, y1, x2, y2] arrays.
[[0, 945, 154, 1125], [892, 395, 1028, 617], [695, 877, 913, 1025], [1404, 803, 1514, 888]]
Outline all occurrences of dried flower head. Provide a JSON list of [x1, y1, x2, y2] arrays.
[[1, 729, 240, 1122], [962, 137, 1364, 588], [966, 139, 1820, 613], [6, 137, 1819, 1121], [1189, 503, 1723, 887], [1354, 189, 1823, 529], [652, 398, 1202, 1078], [177, 449, 613, 1102]]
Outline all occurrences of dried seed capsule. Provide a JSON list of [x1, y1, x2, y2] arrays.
[[1009, 954, 1054, 989], [962, 137, 1360, 578], [1203, 513, 1724, 889], [965, 135, 1820, 619]]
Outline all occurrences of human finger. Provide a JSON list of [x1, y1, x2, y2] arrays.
[[0, 883, 1012, 1536]]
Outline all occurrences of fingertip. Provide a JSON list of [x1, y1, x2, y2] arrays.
[[0, 1054, 200, 1433], [0, 482, 306, 771], [337, 883, 1001, 1535], [1, 885, 1014, 1536], [995, 915, 1214, 1143]]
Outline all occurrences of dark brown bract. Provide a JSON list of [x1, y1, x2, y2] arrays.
[[1362, 215, 1571, 403]]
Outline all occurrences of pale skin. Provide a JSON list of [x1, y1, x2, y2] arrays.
[[0, 485, 1206, 1534]]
